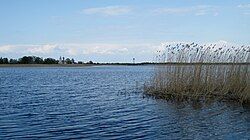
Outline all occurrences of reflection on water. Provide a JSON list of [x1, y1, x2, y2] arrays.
[[0, 66, 249, 139]]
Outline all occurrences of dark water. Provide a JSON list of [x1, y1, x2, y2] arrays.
[[0, 66, 249, 139]]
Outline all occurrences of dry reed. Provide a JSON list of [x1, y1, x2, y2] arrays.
[[144, 43, 250, 103]]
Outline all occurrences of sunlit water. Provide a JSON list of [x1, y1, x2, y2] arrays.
[[0, 66, 249, 139]]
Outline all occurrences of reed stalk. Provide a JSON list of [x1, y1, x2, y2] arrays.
[[144, 43, 250, 103]]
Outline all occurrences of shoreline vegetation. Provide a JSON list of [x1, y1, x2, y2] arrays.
[[0, 62, 250, 67], [144, 43, 250, 104], [1, 62, 249, 67], [2, 55, 248, 67], [0, 55, 249, 67]]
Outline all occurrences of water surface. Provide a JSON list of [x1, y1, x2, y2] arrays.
[[0, 66, 249, 139]]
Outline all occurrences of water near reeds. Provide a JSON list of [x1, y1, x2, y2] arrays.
[[1, 66, 250, 139]]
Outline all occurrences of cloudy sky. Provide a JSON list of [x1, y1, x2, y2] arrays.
[[0, 0, 249, 62]]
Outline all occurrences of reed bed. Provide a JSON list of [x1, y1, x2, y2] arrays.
[[144, 43, 250, 103]]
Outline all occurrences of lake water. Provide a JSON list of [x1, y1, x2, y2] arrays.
[[0, 66, 249, 139]]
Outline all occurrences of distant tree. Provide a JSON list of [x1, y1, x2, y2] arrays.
[[9, 59, 18, 64], [44, 58, 58, 64], [19, 56, 34, 64], [65, 58, 72, 64], [71, 58, 75, 64], [0, 57, 3, 64], [78, 61, 83, 64], [62, 57, 65, 64], [87, 61, 94, 64], [0, 56, 81, 65], [3, 58, 9, 64], [34, 57, 44, 64]]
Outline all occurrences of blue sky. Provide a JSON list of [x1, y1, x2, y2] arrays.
[[0, 0, 249, 62]]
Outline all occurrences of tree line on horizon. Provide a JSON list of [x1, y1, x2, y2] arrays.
[[0, 56, 92, 64]]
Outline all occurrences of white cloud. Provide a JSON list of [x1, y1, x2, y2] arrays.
[[27, 44, 57, 54], [118, 47, 128, 53], [154, 8, 191, 14], [79, 44, 129, 55], [67, 48, 78, 56], [195, 11, 206, 16], [238, 4, 250, 15], [1, 41, 244, 62], [213, 12, 219, 16], [82, 6, 132, 16], [238, 4, 250, 8], [154, 5, 218, 16], [216, 40, 228, 44], [0, 43, 140, 63], [0, 45, 13, 53], [57, 43, 139, 56], [160, 40, 245, 52]]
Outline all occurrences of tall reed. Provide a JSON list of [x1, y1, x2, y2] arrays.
[[145, 43, 250, 103]]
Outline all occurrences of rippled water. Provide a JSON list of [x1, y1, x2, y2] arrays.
[[0, 66, 250, 139]]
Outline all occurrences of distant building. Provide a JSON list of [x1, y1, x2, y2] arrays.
[[59, 56, 63, 64], [133, 58, 135, 64]]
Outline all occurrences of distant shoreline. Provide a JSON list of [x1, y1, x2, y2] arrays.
[[0, 64, 92, 67], [0, 62, 249, 67]]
